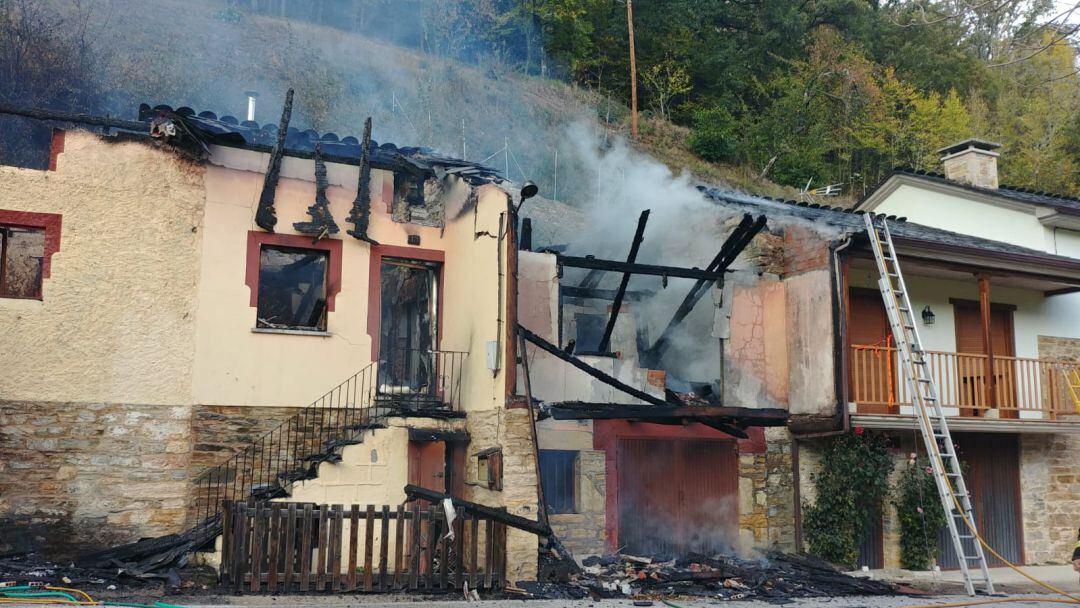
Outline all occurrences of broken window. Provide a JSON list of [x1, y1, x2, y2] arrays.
[[475, 447, 503, 491], [256, 245, 329, 331], [0, 225, 46, 299], [539, 450, 577, 514]]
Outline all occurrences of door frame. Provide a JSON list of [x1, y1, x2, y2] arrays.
[[847, 286, 899, 414], [366, 245, 445, 360], [950, 299, 1017, 416]]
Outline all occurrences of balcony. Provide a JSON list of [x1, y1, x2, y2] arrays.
[[377, 348, 468, 412], [849, 345, 1080, 421]]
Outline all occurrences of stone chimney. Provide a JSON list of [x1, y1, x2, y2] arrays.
[[937, 138, 1001, 189]]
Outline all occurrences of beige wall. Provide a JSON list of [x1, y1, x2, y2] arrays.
[[193, 147, 510, 410], [0, 131, 205, 405]]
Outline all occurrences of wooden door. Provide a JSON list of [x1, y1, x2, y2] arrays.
[[408, 440, 446, 574], [954, 304, 1016, 416], [617, 439, 738, 556], [938, 434, 1023, 568], [849, 289, 897, 413]]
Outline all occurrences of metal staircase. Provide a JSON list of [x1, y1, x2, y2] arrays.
[[191, 349, 467, 545], [864, 214, 995, 596]]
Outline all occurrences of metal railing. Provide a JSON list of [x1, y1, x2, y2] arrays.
[[377, 348, 468, 412], [192, 349, 468, 544], [850, 344, 1080, 418]]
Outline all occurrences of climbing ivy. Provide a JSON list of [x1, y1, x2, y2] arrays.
[[804, 430, 893, 569], [892, 457, 947, 570]]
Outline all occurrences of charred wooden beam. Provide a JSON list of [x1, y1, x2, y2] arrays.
[[407, 428, 469, 442], [404, 484, 552, 536], [598, 209, 650, 353], [254, 88, 294, 232], [647, 214, 767, 362], [560, 286, 654, 301], [557, 255, 724, 281], [292, 143, 340, 240], [577, 269, 605, 289], [518, 325, 671, 407], [520, 217, 533, 251], [545, 401, 788, 427], [346, 116, 378, 245], [0, 103, 150, 132]]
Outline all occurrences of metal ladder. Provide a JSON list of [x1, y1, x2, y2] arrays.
[[864, 214, 995, 596]]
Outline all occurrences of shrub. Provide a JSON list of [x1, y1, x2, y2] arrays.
[[804, 430, 893, 569], [688, 106, 738, 163], [892, 457, 947, 570]]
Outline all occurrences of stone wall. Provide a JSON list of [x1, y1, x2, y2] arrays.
[[548, 450, 606, 557], [1020, 432, 1080, 564], [0, 400, 191, 557], [738, 428, 796, 553]]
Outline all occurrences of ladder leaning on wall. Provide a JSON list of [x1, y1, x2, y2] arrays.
[[863, 214, 995, 596]]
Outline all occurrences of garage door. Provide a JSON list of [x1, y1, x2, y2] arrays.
[[938, 433, 1023, 567], [617, 438, 738, 556]]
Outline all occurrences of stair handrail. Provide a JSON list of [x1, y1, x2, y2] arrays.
[[193, 359, 380, 536]]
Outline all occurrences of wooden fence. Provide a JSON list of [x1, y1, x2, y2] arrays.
[[221, 501, 507, 594]]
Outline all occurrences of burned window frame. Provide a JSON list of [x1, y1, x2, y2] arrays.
[[0, 223, 47, 300], [539, 449, 578, 514], [255, 244, 331, 332]]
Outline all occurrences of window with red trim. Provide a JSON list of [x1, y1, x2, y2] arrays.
[[0, 224, 46, 299], [256, 244, 330, 331]]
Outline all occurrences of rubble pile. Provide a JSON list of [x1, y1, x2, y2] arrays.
[[524, 551, 897, 601]]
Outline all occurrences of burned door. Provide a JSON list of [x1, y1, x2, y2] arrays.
[[617, 438, 738, 556], [938, 434, 1023, 568], [849, 289, 897, 414], [380, 259, 438, 406], [408, 440, 446, 573]]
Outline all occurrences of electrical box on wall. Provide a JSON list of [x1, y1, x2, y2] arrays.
[[486, 340, 499, 370]]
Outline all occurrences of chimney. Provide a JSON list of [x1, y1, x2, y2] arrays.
[[244, 90, 259, 122], [937, 138, 1001, 189]]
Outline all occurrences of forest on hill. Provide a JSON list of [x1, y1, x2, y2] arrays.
[[3, 0, 1080, 200]]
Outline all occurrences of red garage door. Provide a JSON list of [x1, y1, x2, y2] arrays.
[[617, 438, 739, 556]]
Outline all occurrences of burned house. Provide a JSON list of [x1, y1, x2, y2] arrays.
[[1, 91, 1077, 590], [516, 138, 1080, 571]]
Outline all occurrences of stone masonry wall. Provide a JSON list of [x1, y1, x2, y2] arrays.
[[549, 450, 606, 557], [0, 400, 191, 557], [1020, 433, 1080, 564], [738, 428, 796, 553]]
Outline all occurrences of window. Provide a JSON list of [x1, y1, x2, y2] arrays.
[[539, 450, 577, 514], [0, 225, 46, 299], [256, 245, 329, 331], [475, 447, 503, 491]]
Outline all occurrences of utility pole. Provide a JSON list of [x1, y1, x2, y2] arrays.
[[626, 0, 639, 140]]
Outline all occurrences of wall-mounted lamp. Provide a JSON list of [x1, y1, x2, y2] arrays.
[[921, 305, 936, 326]]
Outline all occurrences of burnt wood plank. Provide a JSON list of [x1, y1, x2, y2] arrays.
[[425, 506, 439, 591], [249, 504, 263, 593], [220, 501, 233, 586], [299, 504, 313, 592], [545, 401, 788, 426], [267, 503, 281, 592], [557, 254, 724, 280], [438, 516, 450, 590], [453, 512, 465, 590], [315, 505, 329, 591], [404, 485, 551, 536], [363, 504, 375, 591], [409, 504, 421, 590], [347, 505, 360, 591], [517, 327, 671, 408], [597, 209, 650, 353], [483, 518, 494, 590], [379, 505, 390, 591], [331, 505, 344, 592], [283, 504, 297, 592], [393, 504, 405, 590], [469, 515, 479, 590]]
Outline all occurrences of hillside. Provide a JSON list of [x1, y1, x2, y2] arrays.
[[26, 0, 801, 204]]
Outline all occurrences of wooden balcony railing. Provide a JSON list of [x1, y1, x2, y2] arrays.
[[850, 345, 1080, 418]]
